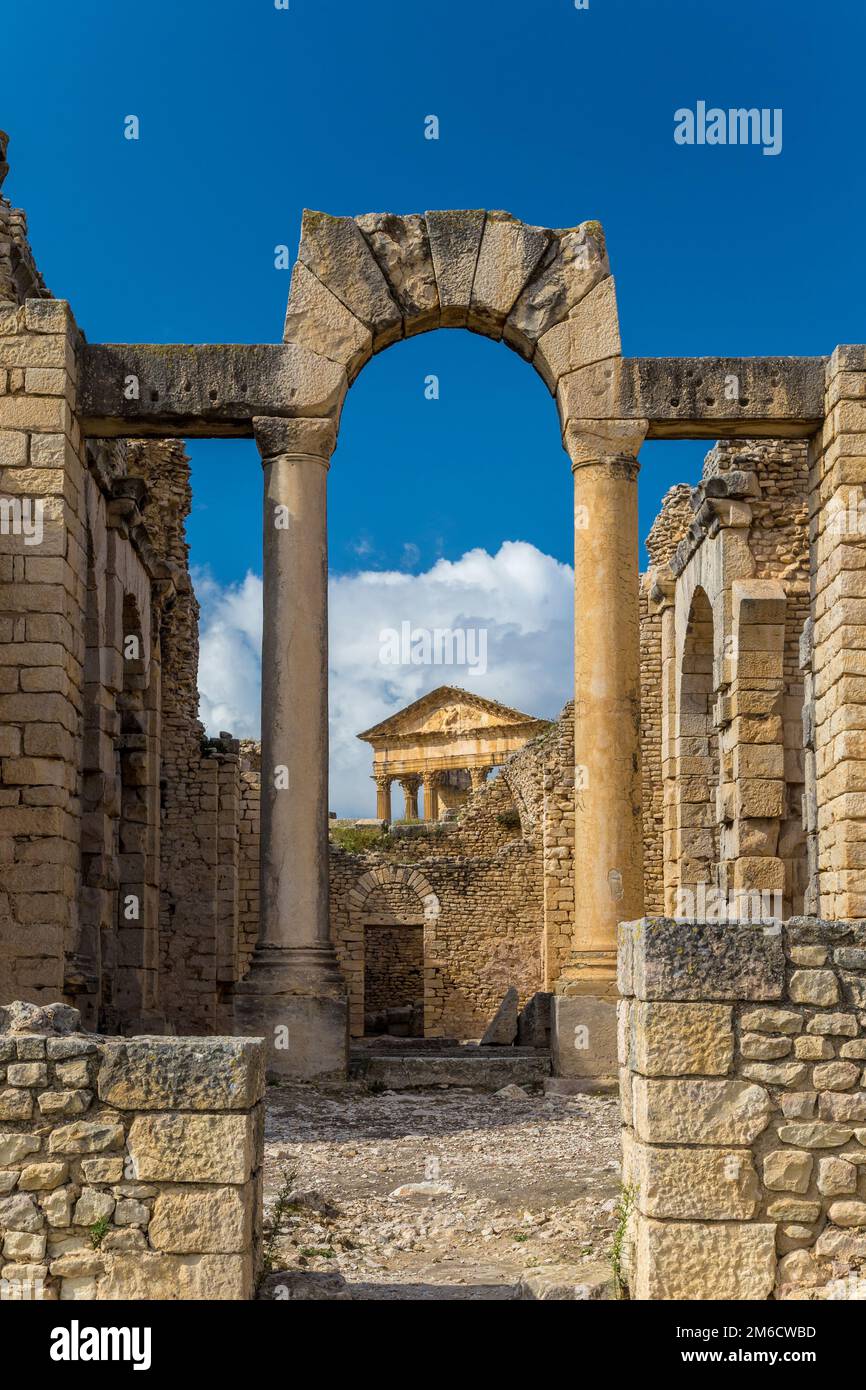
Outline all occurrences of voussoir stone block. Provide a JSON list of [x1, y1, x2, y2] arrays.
[[468, 211, 551, 338], [504, 222, 609, 358], [356, 213, 440, 334], [148, 1183, 253, 1254], [631, 1141, 759, 1220], [630, 1001, 733, 1075], [126, 1112, 256, 1184], [282, 262, 372, 379], [97, 1037, 265, 1112], [634, 1217, 776, 1301], [298, 210, 402, 350], [424, 209, 485, 326], [633, 1077, 772, 1145]]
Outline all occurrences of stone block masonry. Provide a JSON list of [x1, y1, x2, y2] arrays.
[[0, 1003, 263, 1300], [620, 917, 866, 1300]]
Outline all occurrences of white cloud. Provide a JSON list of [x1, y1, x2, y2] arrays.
[[195, 541, 574, 817]]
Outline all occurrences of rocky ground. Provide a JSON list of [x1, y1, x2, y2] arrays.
[[260, 1082, 623, 1300]]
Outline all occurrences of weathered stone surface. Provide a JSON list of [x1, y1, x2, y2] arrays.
[[789, 970, 839, 1006], [777, 1122, 853, 1148], [741, 1007, 804, 1034], [0, 1131, 39, 1166], [126, 1113, 255, 1184], [479, 988, 519, 1046], [763, 1149, 813, 1193], [298, 211, 401, 350], [96, 1251, 252, 1301], [632, 1141, 759, 1219], [813, 1061, 860, 1092], [37, 1089, 92, 1117], [80, 342, 347, 435], [516, 1260, 613, 1300], [148, 1184, 252, 1254], [356, 213, 439, 335], [505, 223, 609, 358], [806, 1012, 857, 1037], [817, 1157, 857, 1195], [0, 1001, 80, 1035], [742, 1061, 808, 1087], [0, 1193, 43, 1233], [17, 1162, 67, 1191], [98, 1037, 265, 1112], [634, 1217, 776, 1300], [48, 1120, 125, 1155], [766, 1198, 821, 1221], [468, 212, 551, 338], [534, 278, 621, 392], [630, 1001, 733, 1075], [819, 1091, 866, 1121], [73, 1189, 115, 1226], [741, 1032, 792, 1059], [633, 1078, 772, 1145], [3, 1231, 46, 1262], [551, 996, 617, 1078], [827, 1201, 866, 1227], [425, 210, 485, 326], [0, 1089, 32, 1121], [282, 262, 372, 378], [629, 919, 784, 1001]]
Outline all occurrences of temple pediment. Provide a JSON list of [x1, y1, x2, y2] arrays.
[[358, 687, 545, 744]]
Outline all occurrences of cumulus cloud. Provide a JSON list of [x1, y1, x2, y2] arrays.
[[195, 541, 574, 817]]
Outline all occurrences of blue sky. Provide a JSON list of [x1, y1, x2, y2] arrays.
[[4, 0, 864, 808]]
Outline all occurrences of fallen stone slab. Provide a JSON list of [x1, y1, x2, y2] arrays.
[[481, 987, 519, 1046], [516, 1261, 614, 1301]]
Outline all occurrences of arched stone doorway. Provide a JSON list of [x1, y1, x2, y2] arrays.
[[343, 866, 440, 1038], [235, 209, 649, 1078]]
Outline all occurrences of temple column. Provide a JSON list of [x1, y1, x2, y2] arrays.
[[399, 774, 421, 821], [551, 419, 648, 1081], [469, 766, 489, 794], [422, 771, 439, 822], [374, 773, 392, 822], [234, 416, 347, 1080]]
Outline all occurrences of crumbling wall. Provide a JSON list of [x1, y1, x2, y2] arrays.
[[620, 916, 866, 1301], [0, 1002, 262, 1301]]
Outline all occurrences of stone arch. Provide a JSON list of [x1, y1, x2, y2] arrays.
[[344, 866, 440, 1039], [282, 209, 617, 406]]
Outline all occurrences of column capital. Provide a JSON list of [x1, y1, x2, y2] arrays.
[[372, 771, 393, 788], [252, 415, 337, 466], [565, 418, 648, 473]]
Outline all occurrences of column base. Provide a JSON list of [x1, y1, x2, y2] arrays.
[[551, 993, 618, 1080], [234, 945, 348, 1082]]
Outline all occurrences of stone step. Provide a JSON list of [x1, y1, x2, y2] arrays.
[[349, 1049, 550, 1091]]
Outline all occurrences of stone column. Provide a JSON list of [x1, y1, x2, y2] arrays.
[[469, 766, 489, 794], [551, 419, 648, 1081], [422, 771, 439, 822], [234, 416, 348, 1080], [374, 773, 392, 822], [399, 774, 421, 821]]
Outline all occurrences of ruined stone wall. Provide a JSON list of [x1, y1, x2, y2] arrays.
[[363, 923, 424, 1016], [620, 917, 866, 1301], [236, 708, 578, 1039], [0, 1003, 262, 1301]]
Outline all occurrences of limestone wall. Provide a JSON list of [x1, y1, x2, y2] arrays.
[[0, 1003, 263, 1301], [620, 916, 866, 1300]]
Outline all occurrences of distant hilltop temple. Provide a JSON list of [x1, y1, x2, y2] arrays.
[[357, 686, 551, 821]]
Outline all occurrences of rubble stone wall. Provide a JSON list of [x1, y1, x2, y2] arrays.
[[0, 1004, 263, 1301], [620, 916, 866, 1300]]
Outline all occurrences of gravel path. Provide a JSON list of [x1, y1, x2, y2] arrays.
[[262, 1083, 622, 1300]]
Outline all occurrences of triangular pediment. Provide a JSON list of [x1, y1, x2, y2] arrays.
[[358, 686, 545, 742]]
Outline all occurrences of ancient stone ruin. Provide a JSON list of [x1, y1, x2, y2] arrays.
[[3, 124, 866, 1298]]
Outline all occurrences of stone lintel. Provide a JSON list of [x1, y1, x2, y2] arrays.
[[79, 341, 830, 441], [561, 356, 826, 440], [78, 342, 346, 437]]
